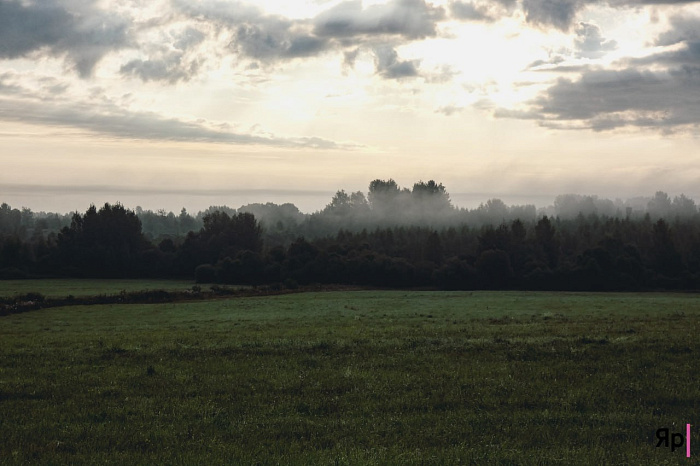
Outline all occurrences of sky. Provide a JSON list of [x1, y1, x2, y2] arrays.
[[1, 0, 700, 214]]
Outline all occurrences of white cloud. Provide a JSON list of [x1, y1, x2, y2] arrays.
[[0, 71, 357, 148]]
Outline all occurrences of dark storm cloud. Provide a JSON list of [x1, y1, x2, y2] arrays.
[[521, 0, 585, 31], [174, 0, 444, 69], [3, 0, 699, 81], [620, 0, 699, 4], [524, 0, 700, 30], [0, 1, 73, 58], [655, 15, 700, 46], [0, 0, 130, 77], [449, 0, 700, 31], [534, 69, 667, 121], [374, 46, 420, 79], [498, 63, 700, 130], [628, 40, 700, 67], [450, 0, 582, 29], [314, 0, 445, 40], [234, 24, 330, 61], [174, 0, 333, 63], [524, 0, 700, 31]]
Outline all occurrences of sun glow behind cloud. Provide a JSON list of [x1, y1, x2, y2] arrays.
[[1, 0, 700, 213]]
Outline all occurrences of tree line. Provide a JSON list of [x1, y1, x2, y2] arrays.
[[2, 180, 700, 290]]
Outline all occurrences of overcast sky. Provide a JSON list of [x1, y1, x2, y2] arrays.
[[1, 0, 700, 213]]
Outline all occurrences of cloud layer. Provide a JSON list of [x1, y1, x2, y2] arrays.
[[314, 0, 444, 39], [0, 0, 130, 77], [0, 71, 354, 149], [1, 0, 700, 136], [498, 14, 700, 131]]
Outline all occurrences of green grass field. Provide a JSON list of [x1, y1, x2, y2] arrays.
[[0, 279, 200, 299], [1, 288, 699, 464]]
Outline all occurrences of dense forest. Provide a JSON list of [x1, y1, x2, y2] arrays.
[[2, 180, 700, 290]]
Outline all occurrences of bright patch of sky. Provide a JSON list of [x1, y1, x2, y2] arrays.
[[2, 0, 700, 213]]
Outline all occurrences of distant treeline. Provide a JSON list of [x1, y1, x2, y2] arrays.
[[2, 180, 700, 290]]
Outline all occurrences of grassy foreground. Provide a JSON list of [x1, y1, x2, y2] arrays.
[[0, 279, 200, 299], [1, 290, 699, 464]]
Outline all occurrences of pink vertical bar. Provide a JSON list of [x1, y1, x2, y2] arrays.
[[688, 424, 691, 458]]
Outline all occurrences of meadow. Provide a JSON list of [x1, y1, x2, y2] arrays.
[[0, 279, 200, 299], [1, 286, 699, 464]]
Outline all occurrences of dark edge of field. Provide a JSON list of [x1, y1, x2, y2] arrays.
[[0, 284, 371, 317]]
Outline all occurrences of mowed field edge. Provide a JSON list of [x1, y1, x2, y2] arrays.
[[1, 289, 699, 464]]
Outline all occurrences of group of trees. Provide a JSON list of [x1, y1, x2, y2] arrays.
[[2, 180, 700, 290], [244, 215, 698, 291]]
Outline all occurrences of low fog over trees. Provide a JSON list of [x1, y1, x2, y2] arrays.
[[2, 180, 700, 290]]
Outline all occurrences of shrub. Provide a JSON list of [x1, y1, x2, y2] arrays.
[[194, 264, 217, 283], [283, 278, 299, 290], [0, 267, 29, 279]]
